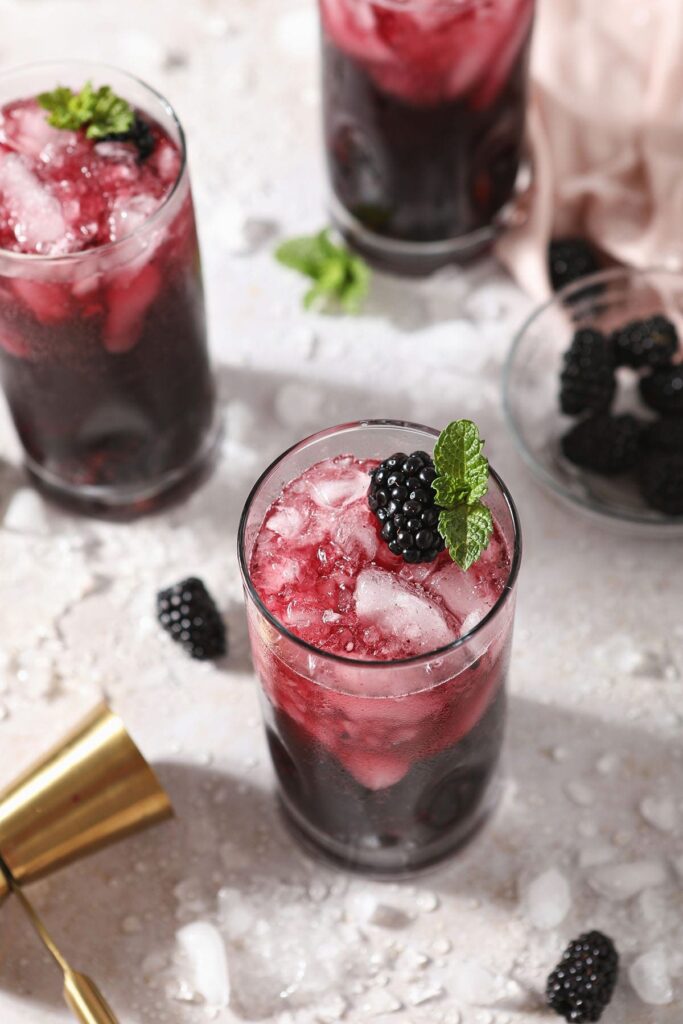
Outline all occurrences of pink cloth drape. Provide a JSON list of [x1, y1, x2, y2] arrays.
[[498, 0, 683, 297]]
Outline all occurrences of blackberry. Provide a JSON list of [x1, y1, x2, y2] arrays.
[[368, 450, 445, 564], [546, 931, 619, 1023], [560, 329, 616, 416], [640, 452, 683, 516], [549, 238, 600, 293], [640, 365, 683, 416], [642, 417, 683, 454], [611, 315, 678, 369], [561, 414, 641, 475], [101, 114, 155, 161], [157, 577, 227, 660]]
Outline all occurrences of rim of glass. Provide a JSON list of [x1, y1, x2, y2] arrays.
[[503, 265, 683, 527], [238, 419, 522, 670], [0, 59, 187, 263], [338, 0, 482, 11]]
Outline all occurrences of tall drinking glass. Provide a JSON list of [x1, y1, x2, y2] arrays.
[[0, 62, 216, 513], [239, 421, 522, 875], [319, 0, 536, 274]]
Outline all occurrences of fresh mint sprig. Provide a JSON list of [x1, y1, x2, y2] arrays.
[[38, 82, 134, 140], [275, 229, 370, 313], [433, 420, 494, 571]]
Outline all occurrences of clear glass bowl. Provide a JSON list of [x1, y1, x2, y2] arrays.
[[503, 267, 683, 532]]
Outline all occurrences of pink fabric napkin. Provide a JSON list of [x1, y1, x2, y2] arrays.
[[497, 0, 683, 298]]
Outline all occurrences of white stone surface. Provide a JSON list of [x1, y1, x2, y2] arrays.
[[0, 1, 682, 1023]]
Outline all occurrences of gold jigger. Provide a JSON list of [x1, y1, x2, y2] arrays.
[[0, 702, 173, 901], [0, 703, 174, 1023]]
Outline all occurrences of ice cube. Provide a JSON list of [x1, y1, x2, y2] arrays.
[[107, 193, 160, 242], [0, 153, 66, 252], [334, 506, 378, 561], [176, 921, 230, 1008], [588, 860, 667, 901], [450, 960, 504, 1006], [525, 868, 571, 930], [3, 489, 51, 535], [639, 795, 677, 833], [355, 568, 453, 654], [265, 506, 307, 540], [310, 466, 369, 508], [629, 949, 673, 1005], [0, 101, 77, 158], [104, 261, 161, 353]]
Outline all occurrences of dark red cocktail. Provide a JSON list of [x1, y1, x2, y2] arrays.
[[239, 422, 521, 874], [320, 0, 535, 273], [0, 63, 215, 512]]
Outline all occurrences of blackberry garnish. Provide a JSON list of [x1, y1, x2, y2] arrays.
[[549, 238, 600, 293], [640, 365, 683, 416], [640, 452, 683, 516], [560, 328, 616, 416], [101, 114, 155, 161], [642, 416, 683, 454], [611, 315, 678, 369], [157, 577, 227, 660], [368, 451, 445, 564], [561, 414, 641, 475], [546, 931, 619, 1023]]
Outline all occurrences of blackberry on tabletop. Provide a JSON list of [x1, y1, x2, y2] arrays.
[[368, 451, 445, 564], [561, 415, 641, 475], [611, 315, 678, 369], [157, 577, 227, 660], [546, 931, 619, 1023], [559, 328, 616, 416]]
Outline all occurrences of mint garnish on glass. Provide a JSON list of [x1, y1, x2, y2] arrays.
[[433, 420, 494, 571], [275, 229, 370, 313], [38, 82, 134, 140]]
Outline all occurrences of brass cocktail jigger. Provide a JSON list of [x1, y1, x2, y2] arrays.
[[0, 702, 173, 901], [0, 704, 174, 1022]]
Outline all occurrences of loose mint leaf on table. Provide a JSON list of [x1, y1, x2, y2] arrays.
[[432, 419, 494, 571], [275, 229, 370, 313], [38, 82, 134, 139]]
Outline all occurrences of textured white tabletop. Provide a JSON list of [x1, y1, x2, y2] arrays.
[[1, 1, 682, 1022]]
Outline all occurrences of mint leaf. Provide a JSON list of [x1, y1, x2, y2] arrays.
[[438, 502, 494, 572], [433, 420, 490, 506], [38, 82, 134, 139], [275, 229, 370, 313]]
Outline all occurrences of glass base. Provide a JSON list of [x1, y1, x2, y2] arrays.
[[278, 772, 501, 878], [24, 414, 222, 520], [329, 155, 532, 277]]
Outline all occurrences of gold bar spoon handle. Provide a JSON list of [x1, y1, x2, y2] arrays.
[[64, 971, 120, 1024], [5, 872, 121, 1024]]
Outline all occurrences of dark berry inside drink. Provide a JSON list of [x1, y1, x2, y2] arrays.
[[320, 0, 535, 272], [0, 74, 214, 511], [246, 451, 518, 873]]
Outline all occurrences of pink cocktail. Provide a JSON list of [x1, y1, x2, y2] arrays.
[[0, 63, 215, 512], [319, 0, 535, 273], [239, 422, 521, 874]]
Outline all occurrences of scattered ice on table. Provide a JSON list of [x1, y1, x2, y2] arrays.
[[628, 949, 673, 1005], [414, 891, 439, 913], [588, 860, 667, 901], [579, 841, 615, 869], [3, 488, 51, 534], [639, 795, 678, 833], [176, 922, 230, 1008], [564, 780, 595, 807], [313, 994, 348, 1022], [407, 980, 444, 1006], [450, 961, 506, 1006], [358, 988, 402, 1015], [525, 868, 571, 930], [596, 753, 619, 775]]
